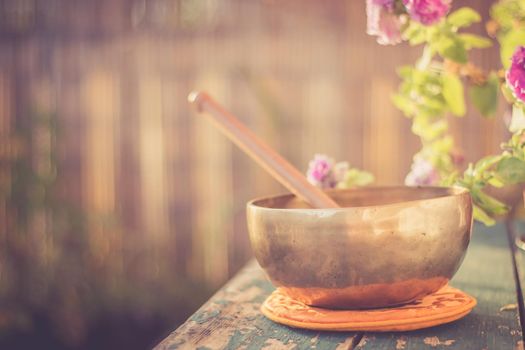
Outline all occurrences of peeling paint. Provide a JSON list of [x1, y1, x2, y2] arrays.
[[309, 334, 320, 348], [193, 309, 221, 324], [261, 338, 296, 350], [396, 336, 407, 349], [335, 337, 356, 350], [234, 286, 265, 303], [500, 304, 518, 312], [355, 335, 374, 349], [423, 337, 455, 347]]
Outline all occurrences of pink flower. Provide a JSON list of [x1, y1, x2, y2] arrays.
[[506, 46, 525, 103], [405, 158, 440, 186], [403, 0, 451, 25], [306, 154, 337, 188], [366, 0, 404, 45]]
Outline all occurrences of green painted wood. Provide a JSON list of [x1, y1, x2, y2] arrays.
[[511, 220, 525, 346], [156, 223, 523, 350], [356, 223, 523, 350], [154, 261, 361, 350]]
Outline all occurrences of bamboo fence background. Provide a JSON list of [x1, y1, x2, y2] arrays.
[[0, 0, 509, 347]]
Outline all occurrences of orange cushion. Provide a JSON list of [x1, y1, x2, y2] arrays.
[[261, 285, 476, 332]]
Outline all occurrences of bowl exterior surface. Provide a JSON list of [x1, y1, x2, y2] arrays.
[[247, 187, 473, 309]]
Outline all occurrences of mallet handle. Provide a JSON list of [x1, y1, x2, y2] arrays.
[[188, 91, 339, 209]]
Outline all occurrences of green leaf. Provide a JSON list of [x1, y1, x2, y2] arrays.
[[500, 29, 525, 68], [412, 118, 447, 141], [490, 0, 525, 27], [469, 73, 499, 117], [442, 73, 466, 116], [337, 169, 374, 188], [458, 34, 492, 49], [391, 94, 416, 116], [434, 36, 468, 63], [474, 155, 502, 173], [403, 22, 427, 45], [441, 171, 459, 186], [474, 190, 508, 215], [397, 65, 414, 78], [496, 156, 525, 184], [473, 205, 496, 226], [420, 95, 446, 111], [509, 104, 525, 133], [501, 83, 517, 104], [488, 175, 505, 188], [447, 7, 481, 28]]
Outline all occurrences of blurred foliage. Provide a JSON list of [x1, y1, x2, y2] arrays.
[[0, 109, 212, 349], [389, 0, 525, 225], [337, 168, 375, 188]]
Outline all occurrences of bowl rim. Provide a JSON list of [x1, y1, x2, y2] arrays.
[[247, 186, 471, 212]]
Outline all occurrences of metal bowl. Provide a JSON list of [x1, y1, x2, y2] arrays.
[[247, 186, 473, 309]]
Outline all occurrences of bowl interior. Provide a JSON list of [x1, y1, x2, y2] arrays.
[[250, 186, 468, 210]]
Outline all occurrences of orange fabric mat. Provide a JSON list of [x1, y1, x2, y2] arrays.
[[261, 285, 476, 332]]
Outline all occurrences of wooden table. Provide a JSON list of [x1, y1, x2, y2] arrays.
[[156, 222, 525, 349]]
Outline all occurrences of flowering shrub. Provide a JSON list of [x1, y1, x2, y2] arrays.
[[306, 154, 339, 188], [306, 154, 374, 189], [364, 0, 525, 225], [403, 0, 451, 25], [507, 46, 525, 103], [366, 0, 404, 45], [307, 1, 525, 225], [405, 157, 440, 186]]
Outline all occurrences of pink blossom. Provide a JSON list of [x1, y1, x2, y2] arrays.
[[403, 0, 451, 25], [506, 46, 525, 103], [306, 154, 337, 188], [366, 0, 404, 45], [405, 158, 440, 186]]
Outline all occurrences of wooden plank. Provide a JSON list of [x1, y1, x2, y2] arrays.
[[154, 261, 361, 350], [366, 77, 402, 185], [356, 223, 523, 350], [138, 74, 169, 239], [189, 73, 233, 287], [82, 69, 118, 215], [510, 220, 525, 345], [157, 223, 524, 350]]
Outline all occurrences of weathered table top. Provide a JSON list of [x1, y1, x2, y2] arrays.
[[156, 222, 525, 350]]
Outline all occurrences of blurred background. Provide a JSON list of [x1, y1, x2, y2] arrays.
[[0, 0, 510, 349]]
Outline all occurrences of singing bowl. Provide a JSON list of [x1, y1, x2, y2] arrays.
[[247, 186, 473, 309]]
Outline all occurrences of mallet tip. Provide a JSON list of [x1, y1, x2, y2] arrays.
[[188, 91, 208, 112]]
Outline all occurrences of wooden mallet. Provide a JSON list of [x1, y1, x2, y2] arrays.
[[188, 91, 339, 209]]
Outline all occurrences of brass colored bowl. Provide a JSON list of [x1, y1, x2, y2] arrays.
[[247, 186, 473, 309]]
